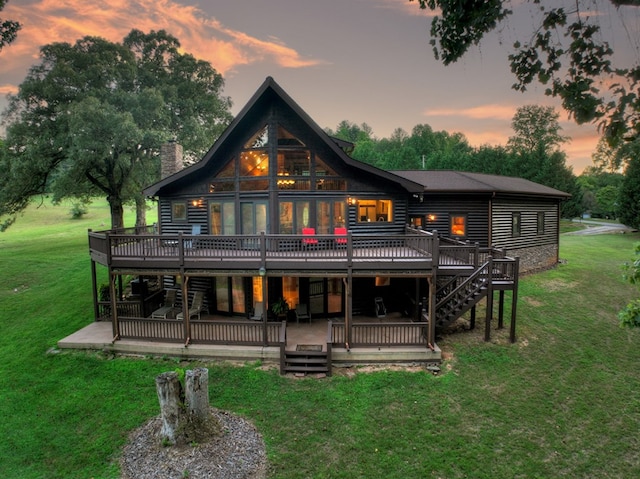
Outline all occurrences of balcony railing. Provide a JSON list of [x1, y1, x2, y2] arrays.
[[89, 229, 438, 272]]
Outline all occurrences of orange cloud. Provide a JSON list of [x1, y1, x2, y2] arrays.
[[373, 0, 438, 17], [424, 104, 516, 121], [0, 85, 19, 95], [1, 0, 323, 79]]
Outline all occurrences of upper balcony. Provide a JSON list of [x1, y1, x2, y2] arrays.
[[88, 225, 518, 281], [89, 226, 439, 275]]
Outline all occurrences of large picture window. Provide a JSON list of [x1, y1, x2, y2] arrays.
[[357, 199, 393, 223], [279, 200, 310, 234], [210, 201, 235, 235]]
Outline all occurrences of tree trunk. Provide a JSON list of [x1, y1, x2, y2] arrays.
[[155, 371, 184, 446], [185, 368, 209, 420], [155, 368, 220, 446], [135, 195, 147, 229], [108, 195, 124, 230]]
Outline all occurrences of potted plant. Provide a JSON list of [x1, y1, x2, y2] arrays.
[[271, 297, 289, 318]]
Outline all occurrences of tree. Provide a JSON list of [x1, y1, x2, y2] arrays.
[[507, 105, 569, 156], [411, 0, 639, 150], [577, 167, 624, 217], [326, 120, 374, 144], [507, 105, 581, 217], [0, 0, 20, 51], [1, 30, 232, 231], [618, 153, 640, 229], [619, 241, 640, 328], [406, 124, 473, 170]]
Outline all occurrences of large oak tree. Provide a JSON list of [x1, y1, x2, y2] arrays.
[[0, 30, 232, 231]]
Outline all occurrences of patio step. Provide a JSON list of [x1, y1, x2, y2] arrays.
[[282, 350, 330, 376]]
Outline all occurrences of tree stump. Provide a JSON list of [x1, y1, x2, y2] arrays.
[[155, 368, 221, 446], [155, 371, 184, 446], [185, 367, 209, 420]]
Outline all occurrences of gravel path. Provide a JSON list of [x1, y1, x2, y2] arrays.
[[120, 409, 267, 479]]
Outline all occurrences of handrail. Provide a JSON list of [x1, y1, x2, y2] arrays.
[[91, 231, 437, 271], [436, 260, 490, 311]]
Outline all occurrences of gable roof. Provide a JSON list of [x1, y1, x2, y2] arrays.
[[392, 170, 570, 199], [144, 77, 423, 196]]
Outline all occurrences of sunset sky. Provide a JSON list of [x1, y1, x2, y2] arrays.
[[1, 0, 638, 173]]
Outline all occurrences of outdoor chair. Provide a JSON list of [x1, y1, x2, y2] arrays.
[[150, 289, 179, 319], [334, 227, 347, 246], [176, 291, 205, 320], [302, 227, 318, 248], [163, 289, 178, 307], [250, 301, 264, 321], [184, 224, 202, 249], [295, 303, 311, 323]]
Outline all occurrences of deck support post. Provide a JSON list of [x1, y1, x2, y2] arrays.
[[509, 257, 519, 343], [180, 274, 190, 344], [346, 272, 352, 349], [484, 257, 494, 342], [498, 290, 505, 329], [91, 259, 99, 321], [414, 278, 421, 321], [109, 270, 120, 340], [427, 275, 436, 347], [262, 273, 268, 346]]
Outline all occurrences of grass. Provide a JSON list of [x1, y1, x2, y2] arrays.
[[1, 200, 640, 478]]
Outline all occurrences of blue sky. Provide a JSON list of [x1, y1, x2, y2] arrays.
[[1, 0, 638, 173]]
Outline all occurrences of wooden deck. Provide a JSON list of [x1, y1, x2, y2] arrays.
[[88, 226, 516, 276], [89, 229, 438, 274], [58, 314, 442, 368]]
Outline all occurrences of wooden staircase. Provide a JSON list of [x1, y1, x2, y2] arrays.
[[435, 261, 491, 329], [282, 350, 331, 376]]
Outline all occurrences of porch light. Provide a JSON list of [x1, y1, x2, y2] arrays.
[[348, 197, 357, 206], [427, 214, 437, 222], [259, 267, 266, 277], [191, 198, 204, 208]]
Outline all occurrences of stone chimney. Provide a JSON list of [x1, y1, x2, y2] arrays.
[[160, 140, 184, 179]]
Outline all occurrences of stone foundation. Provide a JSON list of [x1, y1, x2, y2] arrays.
[[507, 244, 559, 274]]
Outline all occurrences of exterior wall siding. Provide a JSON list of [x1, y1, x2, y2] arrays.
[[408, 196, 490, 246], [491, 198, 560, 272]]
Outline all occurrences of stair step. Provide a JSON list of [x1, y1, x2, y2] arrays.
[[285, 357, 328, 364], [287, 350, 326, 357], [284, 365, 329, 373]]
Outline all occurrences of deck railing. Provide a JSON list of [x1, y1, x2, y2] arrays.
[[329, 320, 429, 347], [119, 317, 184, 342], [116, 317, 284, 346], [89, 230, 437, 271]]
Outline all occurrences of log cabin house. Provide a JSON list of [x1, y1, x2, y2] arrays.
[[85, 77, 569, 375]]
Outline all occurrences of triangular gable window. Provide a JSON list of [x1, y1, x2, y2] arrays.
[[277, 126, 305, 146], [245, 125, 269, 149]]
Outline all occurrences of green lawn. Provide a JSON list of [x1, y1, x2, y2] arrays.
[[1, 200, 639, 478]]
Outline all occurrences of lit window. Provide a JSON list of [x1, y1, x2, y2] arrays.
[[357, 199, 393, 222], [450, 214, 466, 237]]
